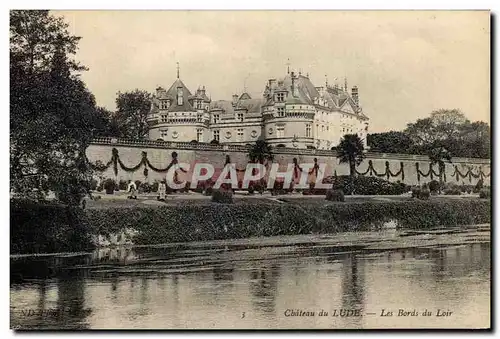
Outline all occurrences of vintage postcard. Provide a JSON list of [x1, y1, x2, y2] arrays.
[[10, 10, 491, 330]]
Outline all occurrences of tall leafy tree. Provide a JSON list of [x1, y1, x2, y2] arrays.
[[337, 134, 365, 178], [114, 90, 151, 140], [10, 10, 105, 203], [367, 131, 414, 154]]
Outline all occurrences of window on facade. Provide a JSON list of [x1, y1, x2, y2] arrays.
[[160, 130, 168, 138], [321, 125, 325, 132], [237, 129, 244, 141], [177, 87, 183, 105], [276, 92, 285, 102], [213, 130, 220, 142], [213, 114, 219, 124], [327, 126, 329, 131], [277, 107, 285, 117], [197, 114, 203, 123], [237, 113, 244, 121], [342, 128, 345, 133], [161, 115, 168, 123], [197, 129, 203, 142], [277, 126, 285, 138], [160, 100, 169, 110], [306, 124, 311, 137]]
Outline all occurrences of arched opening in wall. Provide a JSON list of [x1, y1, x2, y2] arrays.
[[330, 146, 337, 151], [190, 140, 198, 144], [246, 143, 253, 147], [276, 144, 286, 148], [156, 138, 164, 141], [210, 139, 220, 145], [307, 145, 316, 149]]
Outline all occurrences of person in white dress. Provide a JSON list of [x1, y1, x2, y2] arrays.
[[158, 180, 166, 201], [127, 180, 137, 199]]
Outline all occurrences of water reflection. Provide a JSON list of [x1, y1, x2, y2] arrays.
[[10, 237, 490, 330]]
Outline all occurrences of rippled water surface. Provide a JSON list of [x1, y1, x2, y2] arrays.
[[10, 228, 490, 329]]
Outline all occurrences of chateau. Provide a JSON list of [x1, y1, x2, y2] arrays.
[[147, 68, 369, 150]]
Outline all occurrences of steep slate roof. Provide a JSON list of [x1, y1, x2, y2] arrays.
[[239, 92, 252, 100], [210, 100, 235, 116], [164, 78, 196, 112], [236, 98, 264, 115]]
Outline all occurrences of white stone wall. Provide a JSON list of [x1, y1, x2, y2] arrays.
[[86, 141, 490, 187]]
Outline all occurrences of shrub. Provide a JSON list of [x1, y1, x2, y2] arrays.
[[90, 179, 98, 191], [429, 180, 440, 194], [151, 181, 159, 193], [479, 189, 490, 199], [134, 180, 142, 191], [139, 182, 152, 193], [326, 175, 410, 195], [248, 186, 255, 195], [411, 187, 421, 198], [326, 189, 345, 202], [418, 188, 430, 200], [118, 180, 128, 191], [96, 184, 103, 192], [211, 189, 233, 204], [443, 187, 462, 195], [103, 179, 116, 194], [204, 186, 213, 196]]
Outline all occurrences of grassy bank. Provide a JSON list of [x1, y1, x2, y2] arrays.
[[11, 198, 491, 254]]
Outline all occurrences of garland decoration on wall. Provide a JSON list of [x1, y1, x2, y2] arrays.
[[450, 165, 488, 183], [415, 162, 441, 182], [355, 160, 405, 181], [87, 149, 189, 176]]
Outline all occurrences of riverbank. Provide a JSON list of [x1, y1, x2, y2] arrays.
[[11, 196, 491, 255]]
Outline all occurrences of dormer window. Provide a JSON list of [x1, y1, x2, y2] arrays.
[[277, 107, 285, 117], [160, 100, 169, 110], [276, 92, 285, 102], [177, 87, 183, 105], [237, 113, 244, 121], [213, 114, 219, 124]]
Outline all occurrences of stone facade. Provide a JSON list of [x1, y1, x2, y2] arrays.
[[147, 71, 369, 149]]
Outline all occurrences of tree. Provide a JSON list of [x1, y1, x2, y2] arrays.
[[367, 131, 414, 154], [114, 90, 151, 140], [337, 134, 365, 178], [10, 10, 105, 204], [248, 140, 273, 164], [427, 142, 452, 192]]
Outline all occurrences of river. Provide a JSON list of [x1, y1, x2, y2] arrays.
[[10, 227, 490, 330]]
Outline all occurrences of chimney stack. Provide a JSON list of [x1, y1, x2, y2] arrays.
[[201, 85, 206, 96], [351, 86, 359, 106], [291, 71, 296, 97], [232, 94, 239, 107]]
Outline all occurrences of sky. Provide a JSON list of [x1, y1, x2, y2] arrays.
[[55, 10, 490, 133]]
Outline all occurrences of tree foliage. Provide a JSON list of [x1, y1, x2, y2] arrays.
[[10, 10, 108, 204], [248, 140, 273, 164], [368, 109, 490, 158], [337, 134, 365, 177], [113, 90, 152, 140]]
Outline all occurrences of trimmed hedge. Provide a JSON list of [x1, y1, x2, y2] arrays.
[[84, 199, 490, 245], [11, 199, 94, 254], [328, 176, 410, 195], [326, 189, 345, 202]]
